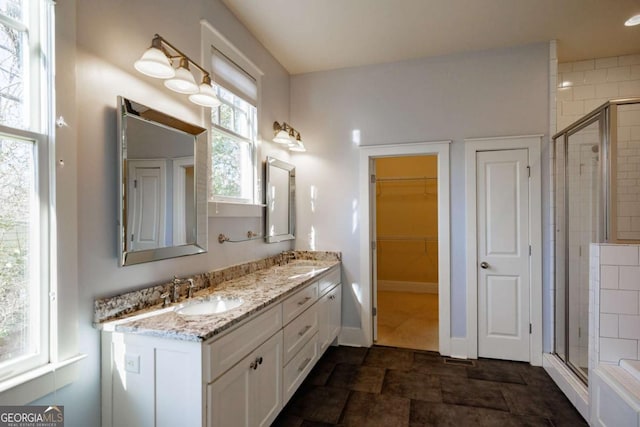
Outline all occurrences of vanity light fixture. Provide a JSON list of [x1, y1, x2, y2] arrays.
[[273, 121, 307, 152], [135, 34, 221, 108], [625, 14, 640, 26]]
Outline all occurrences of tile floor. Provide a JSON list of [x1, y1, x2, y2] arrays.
[[376, 291, 438, 351], [274, 345, 587, 426]]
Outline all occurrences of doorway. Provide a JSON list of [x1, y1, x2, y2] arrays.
[[374, 156, 439, 351]]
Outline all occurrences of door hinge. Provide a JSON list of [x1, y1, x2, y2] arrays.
[[373, 307, 377, 316], [371, 241, 376, 251], [131, 233, 134, 242], [370, 174, 376, 184], [529, 245, 532, 256], [529, 323, 532, 334], [527, 166, 531, 178], [134, 179, 138, 188]]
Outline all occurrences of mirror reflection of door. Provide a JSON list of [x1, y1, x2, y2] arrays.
[[172, 157, 195, 246], [269, 166, 290, 237], [127, 160, 167, 251]]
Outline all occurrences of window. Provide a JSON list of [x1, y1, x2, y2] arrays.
[[0, 0, 52, 382], [203, 24, 263, 206], [210, 84, 257, 203]]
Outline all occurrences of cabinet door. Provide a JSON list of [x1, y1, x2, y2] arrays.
[[251, 331, 283, 427], [208, 331, 283, 427], [208, 356, 251, 427], [328, 284, 342, 343], [318, 284, 342, 354]]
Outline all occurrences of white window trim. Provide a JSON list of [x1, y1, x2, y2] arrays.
[[200, 20, 266, 216]]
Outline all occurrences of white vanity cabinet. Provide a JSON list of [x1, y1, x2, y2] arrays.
[[101, 264, 342, 427]]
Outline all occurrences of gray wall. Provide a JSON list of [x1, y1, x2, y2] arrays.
[[290, 44, 550, 338], [33, 1, 292, 425]]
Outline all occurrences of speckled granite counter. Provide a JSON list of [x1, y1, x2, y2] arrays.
[[97, 257, 340, 342]]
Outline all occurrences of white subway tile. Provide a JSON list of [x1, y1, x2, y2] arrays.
[[619, 80, 640, 97], [600, 245, 639, 265], [558, 62, 573, 73], [556, 87, 573, 101], [620, 266, 640, 290], [601, 289, 639, 314], [572, 59, 595, 71], [572, 85, 595, 100], [595, 82, 620, 98], [601, 313, 619, 337], [607, 66, 632, 82], [601, 265, 619, 289], [562, 100, 584, 116], [563, 71, 585, 86], [600, 337, 638, 362], [585, 69, 607, 84], [596, 57, 619, 69], [619, 315, 640, 339], [619, 54, 640, 66]]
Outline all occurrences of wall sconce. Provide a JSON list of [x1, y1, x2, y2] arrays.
[[273, 121, 306, 152], [135, 34, 221, 108]]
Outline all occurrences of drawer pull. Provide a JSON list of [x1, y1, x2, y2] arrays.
[[329, 295, 336, 300], [297, 296, 312, 306], [298, 357, 312, 372], [298, 325, 312, 336], [250, 360, 257, 370]]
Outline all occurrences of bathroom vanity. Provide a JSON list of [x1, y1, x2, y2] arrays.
[[99, 258, 341, 427]]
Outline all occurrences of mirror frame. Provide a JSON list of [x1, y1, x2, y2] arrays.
[[265, 156, 296, 243], [117, 96, 208, 266]]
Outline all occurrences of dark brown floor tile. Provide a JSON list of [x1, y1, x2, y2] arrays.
[[382, 369, 442, 402], [285, 386, 350, 424], [520, 366, 557, 387], [467, 359, 527, 385], [364, 346, 414, 370], [501, 383, 553, 418], [412, 352, 468, 377], [341, 391, 410, 427], [300, 421, 336, 427], [305, 359, 336, 386], [272, 413, 304, 427], [327, 363, 386, 393], [441, 376, 509, 411], [322, 346, 368, 365], [410, 400, 552, 427], [543, 392, 588, 426]]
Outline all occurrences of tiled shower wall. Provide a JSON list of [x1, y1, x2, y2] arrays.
[[589, 244, 640, 373]]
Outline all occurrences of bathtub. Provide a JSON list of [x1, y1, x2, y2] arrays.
[[591, 359, 640, 426]]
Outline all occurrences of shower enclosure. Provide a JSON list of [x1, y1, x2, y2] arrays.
[[554, 98, 640, 384]]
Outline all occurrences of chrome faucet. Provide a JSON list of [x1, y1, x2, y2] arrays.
[[172, 276, 195, 303]]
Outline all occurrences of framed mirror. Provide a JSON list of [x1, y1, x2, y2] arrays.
[[265, 157, 295, 243], [117, 96, 208, 266]]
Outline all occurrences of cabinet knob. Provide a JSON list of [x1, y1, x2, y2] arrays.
[[258, 356, 263, 365], [250, 360, 257, 370]]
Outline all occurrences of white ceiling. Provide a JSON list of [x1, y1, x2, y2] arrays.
[[222, 0, 640, 74]]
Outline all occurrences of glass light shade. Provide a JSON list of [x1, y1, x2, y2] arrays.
[[289, 140, 306, 152], [164, 64, 199, 94], [625, 14, 640, 26], [188, 82, 222, 108], [273, 129, 291, 144], [134, 47, 175, 79]]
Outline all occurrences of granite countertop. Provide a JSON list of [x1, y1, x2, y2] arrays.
[[99, 259, 340, 342]]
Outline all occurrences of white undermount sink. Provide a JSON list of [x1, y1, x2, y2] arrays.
[[174, 296, 244, 316]]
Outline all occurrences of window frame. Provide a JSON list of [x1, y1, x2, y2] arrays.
[[0, 0, 53, 385], [210, 84, 258, 204], [201, 20, 264, 215]]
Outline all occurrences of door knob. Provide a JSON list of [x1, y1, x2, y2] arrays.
[[480, 262, 489, 269]]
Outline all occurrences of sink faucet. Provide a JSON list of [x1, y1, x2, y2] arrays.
[[172, 276, 195, 303]]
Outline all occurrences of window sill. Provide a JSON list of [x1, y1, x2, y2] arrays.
[[0, 354, 87, 405], [208, 201, 265, 218]]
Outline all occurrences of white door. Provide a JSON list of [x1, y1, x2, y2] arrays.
[[477, 149, 530, 362], [128, 160, 166, 251]]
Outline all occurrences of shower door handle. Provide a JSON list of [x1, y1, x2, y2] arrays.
[[480, 262, 489, 269]]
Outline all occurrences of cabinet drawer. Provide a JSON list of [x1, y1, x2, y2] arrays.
[[318, 267, 340, 295], [282, 282, 318, 325], [205, 303, 282, 383], [283, 303, 318, 364], [283, 332, 318, 405]]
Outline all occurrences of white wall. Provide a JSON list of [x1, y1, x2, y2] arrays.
[[32, 1, 292, 425], [290, 44, 550, 340]]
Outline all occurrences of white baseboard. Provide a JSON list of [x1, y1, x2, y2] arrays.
[[543, 353, 589, 422], [338, 327, 367, 347], [449, 337, 468, 359], [377, 280, 438, 294]]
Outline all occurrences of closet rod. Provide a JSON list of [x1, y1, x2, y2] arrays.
[[376, 176, 437, 182]]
